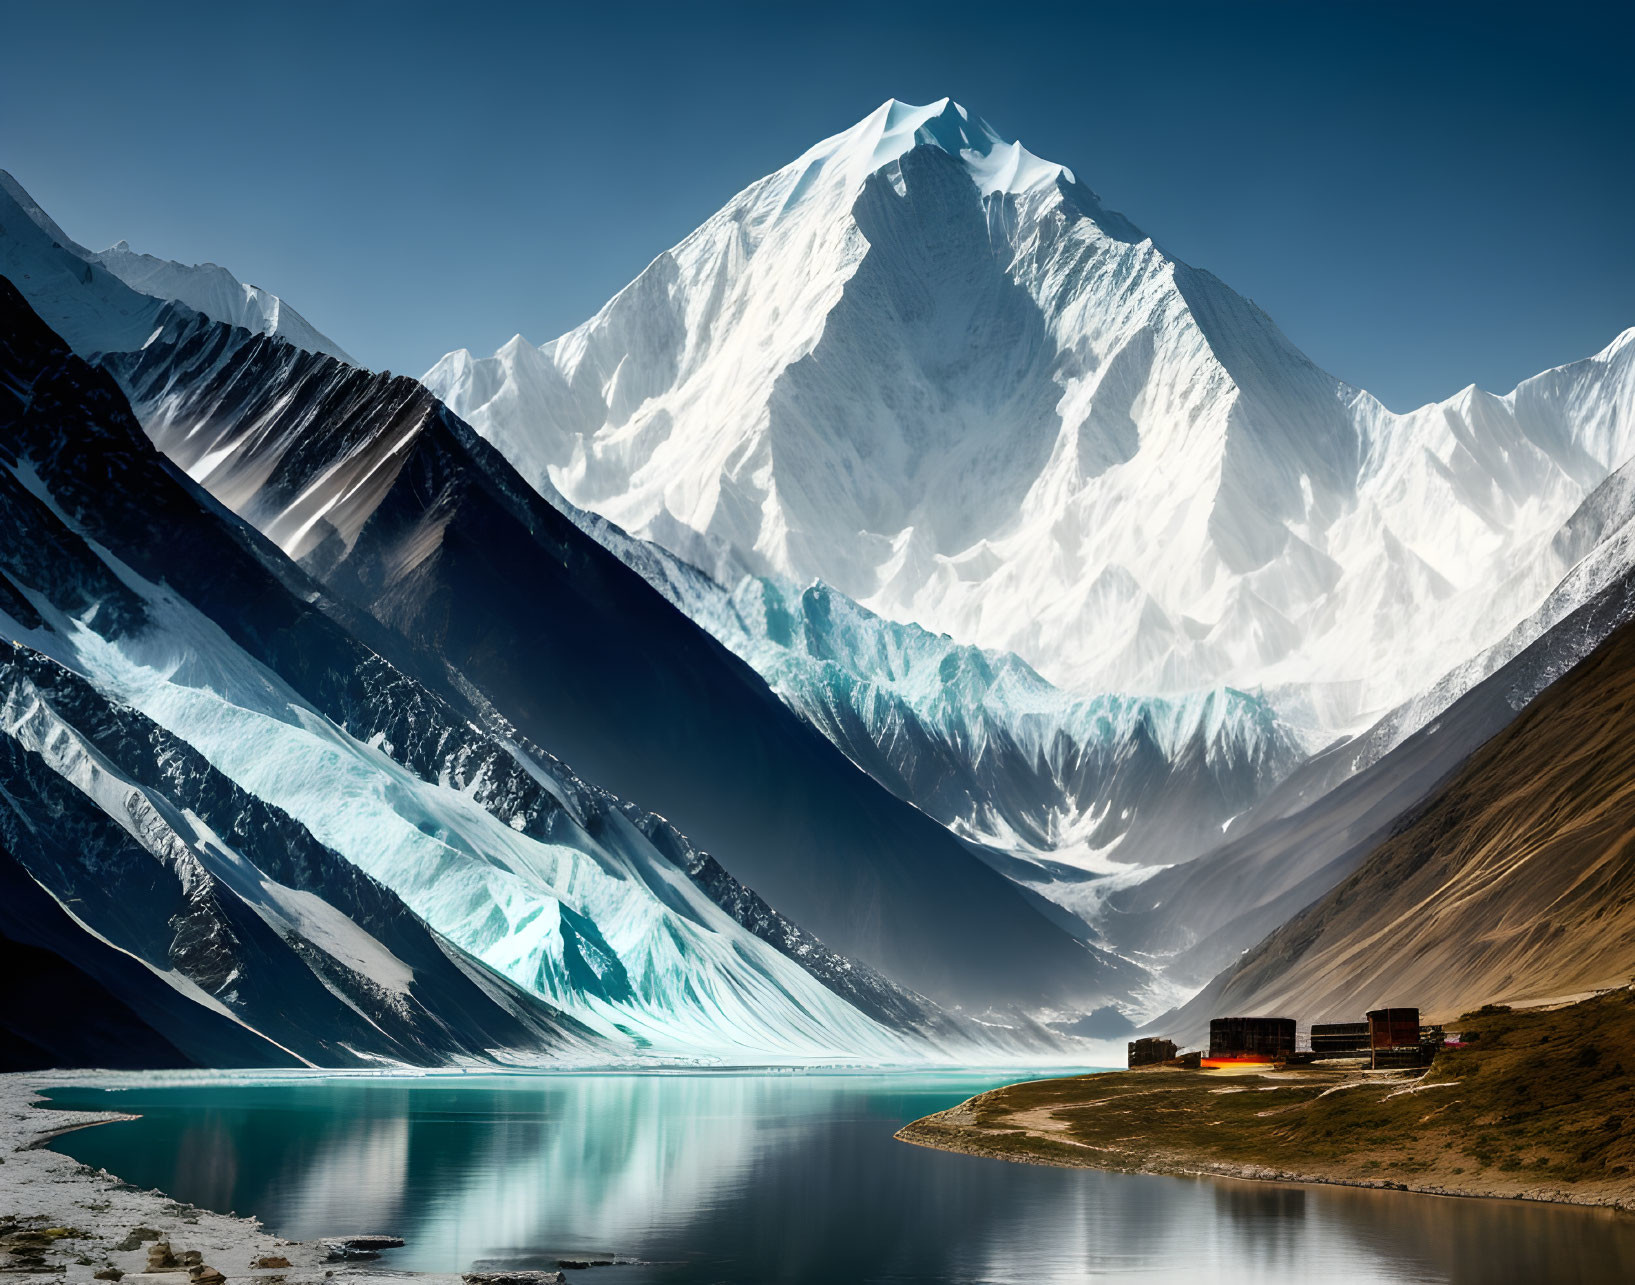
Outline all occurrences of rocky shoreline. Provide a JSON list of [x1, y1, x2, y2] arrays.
[[0, 1075, 581, 1285]]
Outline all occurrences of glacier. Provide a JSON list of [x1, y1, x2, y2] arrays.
[[715, 575, 1303, 865]]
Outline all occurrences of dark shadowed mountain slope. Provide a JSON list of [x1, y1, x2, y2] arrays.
[[1161, 606, 1635, 1042], [0, 275, 1035, 1061], [0, 844, 278, 1071], [93, 302, 1138, 1016]]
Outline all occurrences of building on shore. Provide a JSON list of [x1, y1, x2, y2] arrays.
[[1128, 1036, 1178, 1067], [1368, 1007, 1442, 1068], [1183, 1004, 1441, 1072], [1203, 1016, 1295, 1067], [1368, 1007, 1420, 1049], [1310, 1021, 1371, 1057]]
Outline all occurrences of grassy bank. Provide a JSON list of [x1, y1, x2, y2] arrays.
[[898, 990, 1635, 1208]]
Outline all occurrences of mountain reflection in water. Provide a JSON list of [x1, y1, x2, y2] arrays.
[[44, 1073, 1635, 1284]]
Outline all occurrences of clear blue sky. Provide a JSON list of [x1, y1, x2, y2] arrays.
[[4, 0, 1630, 410]]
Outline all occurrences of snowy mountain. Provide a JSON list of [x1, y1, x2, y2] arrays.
[[90, 298, 1138, 1021], [0, 273, 1046, 1064], [0, 164, 1312, 950], [90, 239, 352, 362], [427, 98, 1635, 747], [0, 170, 351, 361], [9, 98, 1634, 1047]]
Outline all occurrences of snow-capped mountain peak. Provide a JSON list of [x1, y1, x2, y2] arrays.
[[812, 97, 1077, 198], [426, 98, 1634, 745]]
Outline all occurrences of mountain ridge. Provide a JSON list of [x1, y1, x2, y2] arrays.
[[0, 168, 351, 362], [0, 271, 1014, 1063], [7, 97, 1635, 1062]]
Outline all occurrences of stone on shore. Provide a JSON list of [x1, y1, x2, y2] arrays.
[[319, 1233, 405, 1261], [146, 1241, 180, 1270]]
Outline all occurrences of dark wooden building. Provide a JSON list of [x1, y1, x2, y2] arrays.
[[1207, 1016, 1296, 1063], [1368, 1007, 1421, 1048], [1368, 1006, 1427, 1068], [1128, 1036, 1178, 1067], [1310, 1021, 1370, 1055]]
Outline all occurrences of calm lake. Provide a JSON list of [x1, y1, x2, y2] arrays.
[[42, 1073, 1635, 1284]]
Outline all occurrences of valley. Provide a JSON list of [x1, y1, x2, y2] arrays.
[[3, 11, 1634, 1276]]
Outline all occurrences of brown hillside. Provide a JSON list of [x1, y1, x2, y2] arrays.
[[1180, 616, 1635, 1026], [899, 991, 1635, 1209]]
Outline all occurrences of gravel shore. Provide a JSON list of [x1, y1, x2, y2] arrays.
[[0, 1074, 475, 1285]]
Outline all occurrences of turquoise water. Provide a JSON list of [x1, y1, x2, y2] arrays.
[[42, 1073, 1635, 1284]]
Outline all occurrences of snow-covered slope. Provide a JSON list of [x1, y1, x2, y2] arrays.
[[0, 274, 1008, 1064], [89, 239, 352, 362], [0, 645, 599, 1068], [427, 98, 1635, 744], [703, 576, 1302, 870], [0, 171, 163, 355], [0, 171, 351, 361]]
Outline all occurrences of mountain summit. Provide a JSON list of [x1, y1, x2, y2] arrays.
[[798, 97, 1078, 197], [427, 98, 1634, 740]]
